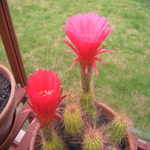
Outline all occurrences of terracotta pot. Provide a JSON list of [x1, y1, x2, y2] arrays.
[[0, 64, 16, 147], [0, 110, 16, 150], [29, 101, 134, 150]]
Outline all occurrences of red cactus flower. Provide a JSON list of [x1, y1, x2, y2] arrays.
[[25, 70, 66, 128], [62, 12, 115, 75]]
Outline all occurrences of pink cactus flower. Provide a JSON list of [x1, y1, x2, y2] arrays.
[[62, 12, 115, 75]]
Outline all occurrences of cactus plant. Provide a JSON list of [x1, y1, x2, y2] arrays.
[[63, 11, 115, 123], [63, 102, 84, 135], [80, 89, 97, 121], [83, 127, 103, 150], [107, 115, 128, 144], [42, 130, 65, 150], [25, 12, 133, 150], [25, 70, 66, 150]]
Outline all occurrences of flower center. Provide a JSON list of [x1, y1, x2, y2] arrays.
[[39, 90, 53, 96]]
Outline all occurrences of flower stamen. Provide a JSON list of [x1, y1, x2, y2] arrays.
[[39, 90, 53, 96]]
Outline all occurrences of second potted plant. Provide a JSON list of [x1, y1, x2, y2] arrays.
[[0, 64, 16, 149]]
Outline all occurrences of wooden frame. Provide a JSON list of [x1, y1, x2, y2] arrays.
[[0, 0, 27, 86]]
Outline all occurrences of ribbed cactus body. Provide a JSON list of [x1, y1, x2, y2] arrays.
[[42, 123, 52, 141], [42, 132, 65, 150], [80, 90, 97, 121], [63, 103, 83, 135], [83, 128, 103, 150], [107, 116, 127, 144]]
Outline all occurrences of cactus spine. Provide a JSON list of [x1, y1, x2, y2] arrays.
[[42, 132, 65, 150], [42, 123, 65, 150], [107, 115, 127, 144], [63, 102, 83, 135], [83, 128, 103, 150]]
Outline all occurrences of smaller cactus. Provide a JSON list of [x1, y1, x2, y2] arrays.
[[83, 127, 103, 150], [107, 115, 128, 144], [42, 131, 65, 150], [63, 102, 84, 135]]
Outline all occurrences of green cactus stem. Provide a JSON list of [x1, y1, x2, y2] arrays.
[[80, 62, 97, 121], [83, 127, 103, 150], [42, 123, 53, 141], [42, 123, 65, 150], [80, 62, 92, 93], [80, 90, 97, 121], [42, 131, 65, 150], [107, 115, 128, 144], [63, 102, 84, 135]]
